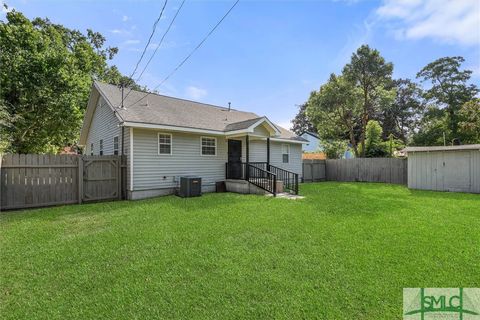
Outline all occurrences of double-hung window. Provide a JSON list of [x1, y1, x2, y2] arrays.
[[99, 139, 103, 155], [201, 137, 216, 156], [90, 143, 94, 156], [113, 136, 119, 155], [282, 144, 290, 163], [158, 133, 172, 155]]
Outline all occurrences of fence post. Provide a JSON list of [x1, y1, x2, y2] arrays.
[[78, 155, 83, 204]]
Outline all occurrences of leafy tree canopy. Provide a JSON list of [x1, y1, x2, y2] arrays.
[[416, 56, 479, 144], [291, 102, 316, 135], [0, 8, 139, 153], [342, 44, 395, 157], [458, 99, 480, 144], [307, 74, 362, 157]]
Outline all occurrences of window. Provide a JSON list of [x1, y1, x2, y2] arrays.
[[158, 133, 172, 155], [99, 139, 103, 156], [282, 144, 290, 163], [90, 143, 94, 156], [113, 136, 119, 155], [201, 137, 216, 156]]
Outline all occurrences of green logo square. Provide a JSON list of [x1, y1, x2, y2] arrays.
[[404, 288, 480, 320]]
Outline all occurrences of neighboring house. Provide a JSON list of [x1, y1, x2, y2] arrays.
[[80, 81, 307, 199], [300, 131, 322, 153]]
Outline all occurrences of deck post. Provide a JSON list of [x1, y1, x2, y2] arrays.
[[246, 135, 249, 180], [266, 137, 270, 171]]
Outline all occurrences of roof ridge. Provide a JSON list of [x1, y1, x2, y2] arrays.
[[95, 80, 257, 115]]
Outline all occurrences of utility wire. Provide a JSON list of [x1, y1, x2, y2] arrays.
[[120, 0, 168, 107], [122, 0, 186, 102], [126, 0, 240, 108], [128, 0, 168, 80]]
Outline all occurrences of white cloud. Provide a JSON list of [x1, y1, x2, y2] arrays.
[[185, 86, 207, 100], [123, 39, 140, 45], [376, 0, 480, 46], [122, 15, 130, 22]]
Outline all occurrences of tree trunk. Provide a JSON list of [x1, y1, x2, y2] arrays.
[[360, 87, 368, 158]]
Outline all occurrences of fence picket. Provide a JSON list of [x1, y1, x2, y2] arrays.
[[0, 154, 125, 210]]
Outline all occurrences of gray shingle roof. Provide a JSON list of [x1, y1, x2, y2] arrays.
[[95, 81, 306, 142], [224, 117, 265, 131]]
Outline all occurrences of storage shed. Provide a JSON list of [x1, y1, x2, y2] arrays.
[[404, 145, 480, 193]]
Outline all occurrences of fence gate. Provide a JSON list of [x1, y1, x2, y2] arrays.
[[81, 155, 121, 203]]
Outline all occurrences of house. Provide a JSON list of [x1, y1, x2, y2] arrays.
[[79, 81, 307, 199], [300, 131, 321, 153]]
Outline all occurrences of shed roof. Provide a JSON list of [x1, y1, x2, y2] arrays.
[[403, 145, 480, 152]]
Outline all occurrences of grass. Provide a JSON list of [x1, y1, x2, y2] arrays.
[[1, 182, 479, 319]]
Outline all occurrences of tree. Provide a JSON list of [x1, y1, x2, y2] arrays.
[[380, 79, 424, 143], [291, 102, 316, 135], [306, 74, 362, 157], [412, 107, 448, 146], [320, 139, 348, 159], [458, 99, 480, 143], [416, 56, 479, 143], [343, 45, 395, 157], [103, 66, 144, 91], [0, 9, 138, 153], [362, 120, 388, 157]]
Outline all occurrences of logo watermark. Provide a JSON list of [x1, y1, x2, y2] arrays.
[[404, 288, 480, 320]]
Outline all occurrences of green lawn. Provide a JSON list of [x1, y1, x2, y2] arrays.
[[1, 182, 479, 319]]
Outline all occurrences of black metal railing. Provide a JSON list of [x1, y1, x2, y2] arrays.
[[226, 162, 299, 195], [226, 162, 277, 196], [267, 164, 299, 195]]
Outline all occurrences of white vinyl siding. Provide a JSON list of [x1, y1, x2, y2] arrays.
[[85, 96, 122, 155], [132, 129, 226, 191], [158, 133, 172, 155], [240, 138, 302, 178]]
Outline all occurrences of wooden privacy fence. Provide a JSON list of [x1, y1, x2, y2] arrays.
[[0, 154, 126, 211], [303, 158, 407, 185], [302, 159, 326, 182]]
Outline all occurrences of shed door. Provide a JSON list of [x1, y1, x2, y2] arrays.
[[443, 151, 471, 192]]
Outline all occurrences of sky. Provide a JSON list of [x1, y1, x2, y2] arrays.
[[2, 0, 480, 129]]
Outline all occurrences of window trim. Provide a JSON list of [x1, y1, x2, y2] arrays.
[[157, 132, 173, 155], [200, 136, 217, 156], [113, 136, 119, 155], [99, 139, 103, 156], [282, 143, 290, 163]]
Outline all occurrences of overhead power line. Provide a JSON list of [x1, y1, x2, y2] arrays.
[[127, 0, 168, 81], [122, 0, 186, 102], [126, 0, 240, 108]]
